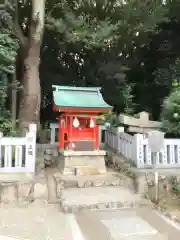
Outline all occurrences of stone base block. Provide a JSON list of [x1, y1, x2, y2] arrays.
[[57, 150, 107, 175], [75, 166, 100, 176]]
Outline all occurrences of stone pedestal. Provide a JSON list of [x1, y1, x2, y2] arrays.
[[57, 150, 107, 175]]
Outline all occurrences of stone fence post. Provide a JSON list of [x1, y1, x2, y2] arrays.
[[132, 134, 144, 168], [25, 124, 37, 172]]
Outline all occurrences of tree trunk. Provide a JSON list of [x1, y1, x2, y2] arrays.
[[18, 0, 45, 133], [19, 42, 41, 133]]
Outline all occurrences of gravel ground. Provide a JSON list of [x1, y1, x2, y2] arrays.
[[0, 201, 73, 240]]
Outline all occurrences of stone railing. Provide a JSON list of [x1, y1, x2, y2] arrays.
[[105, 127, 180, 168], [0, 124, 36, 173]]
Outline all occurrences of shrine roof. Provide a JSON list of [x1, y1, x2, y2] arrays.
[[52, 85, 112, 111]]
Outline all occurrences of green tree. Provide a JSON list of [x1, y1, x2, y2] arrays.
[[0, 28, 18, 74], [161, 88, 180, 137], [0, 26, 18, 134], [1, 0, 169, 128], [41, 0, 167, 117]]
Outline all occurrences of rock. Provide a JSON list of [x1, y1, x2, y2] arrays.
[[56, 181, 64, 198], [78, 204, 85, 212], [117, 201, 123, 208], [104, 180, 111, 186], [67, 206, 72, 213], [0, 182, 18, 203], [71, 205, 79, 213], [34, 182, 48, 199], [123, 201, 132, 208], [97, 203, 106, 209], [112, 178, 122, 186], [108, 202, 117, 209], [63, 205, 69, 213], [93, 180, 104, 187], [84, 180, 92, 188], [18, 182, 33, 202], [81, 204, 88, 211], [77, 180, 85, 188]]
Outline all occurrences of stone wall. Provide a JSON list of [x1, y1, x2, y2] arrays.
[[106, 148, 180, 196]]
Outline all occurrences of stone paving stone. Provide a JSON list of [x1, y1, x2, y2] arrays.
[[61, 186, 140, 208], [75, 207, 179, 240], [0, 202, 73, 240], [102, 216, 157, 238]]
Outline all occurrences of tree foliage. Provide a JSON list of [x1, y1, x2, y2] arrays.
[[0, 0, 180, 131], [161, 87, 180, 136], [0, 29, 18, 74]]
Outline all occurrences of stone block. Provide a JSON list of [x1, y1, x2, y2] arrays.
[[67, 206, 72, 213], [45, 148, 52, 155], [104, 180, 110, 186], [0, 182, 18, 203], [84, 180, 92, 188], [97, 202, 106, 209], [108, 202, 117, 209], [44, 154, 52, 161], [18, 182, 33, 202], [93, 180, 104, 187], [77, 180, 85, 188], [117, 201, 123, 208], [63, 204, 69, 213], [63, 167, 75, 175], [112, 178, 121, 186], [91, 203, 98, 210], [34, 182, 48, 199], [56, 187, 64, 199], [80, 204, 88, 211], [136, 175, 148, 194], [75, 167, 100, 176], [71, 205, 79, 213], [58, 151, 107, 175]]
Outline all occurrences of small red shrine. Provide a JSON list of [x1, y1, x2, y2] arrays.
[[52, 85, 112, 151]]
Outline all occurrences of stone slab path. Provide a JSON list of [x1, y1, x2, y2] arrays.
[[0, 203, 180, 239], [75, 206, 180, 239]]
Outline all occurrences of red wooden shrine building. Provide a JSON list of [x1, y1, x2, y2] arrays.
[[52, 85, 112, 151]]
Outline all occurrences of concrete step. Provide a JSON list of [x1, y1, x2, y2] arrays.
[[54, 172, 123, 189], [60, 186, 145, 213]]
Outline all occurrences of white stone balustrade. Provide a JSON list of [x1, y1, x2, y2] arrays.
[[0, 124, 36, 173], [105, 127, 180, 168]]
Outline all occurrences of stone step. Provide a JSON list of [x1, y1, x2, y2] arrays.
[[60, 186, 145, 213], [54, 172, 123, 189]]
